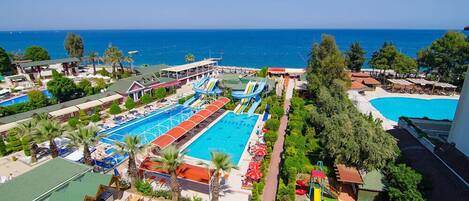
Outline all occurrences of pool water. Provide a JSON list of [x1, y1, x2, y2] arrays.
[[185, 112, 259, 164], [0, 90, 52, 107], [101, 105, 194, 145], [370, 97, 458, 122]]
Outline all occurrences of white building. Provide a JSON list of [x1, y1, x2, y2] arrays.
[[448, 68, 469, 157]]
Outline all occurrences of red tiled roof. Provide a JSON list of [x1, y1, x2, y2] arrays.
[[152, 97, 230, 149], [351, 81, 368, 90], [362, 78, 380, 85], [139, 158, 213, 184], [335, 164, 364, 184], [268, 67, 286, 73], [351, 72, 370, 78]]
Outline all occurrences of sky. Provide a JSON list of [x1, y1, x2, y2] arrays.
[[0, 0, 468, 31]]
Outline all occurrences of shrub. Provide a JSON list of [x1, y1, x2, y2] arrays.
[[27, 90, 48, 108], [21, 136, 32, 156], [140, 93, 153, 105], [265, 118, 280, 131], [264, 131, 278, 145], [0, 138, 8, 156], [124, 97, 136, 110], [68, 117, 80, 128], [90, 113, 101, 122], [135, 180, 153, 196], [79, 110, 90, 126], [152, 190, 171, 199], [109, 101, 122, 115], [154, 87, 166, 100], [6, 129, 22, 152]]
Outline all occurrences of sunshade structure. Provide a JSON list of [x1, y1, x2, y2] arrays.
[[387, 79, 413, 86], [152, 97, 230, 149], [334, 164, 364, 185], [139, 158, 213, 185]]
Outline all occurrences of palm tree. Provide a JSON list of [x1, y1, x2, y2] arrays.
[[104, 46, 123, 79], [17, 120, 38, 163], [88, 52, 98, 75], [115, 135, 146, 185], [35, 119, 67, 158], [123, 55, 134, 73], [67, 126, 105, 166], [153, 145, 185, 201], [185, 53, 195, 63], [199, 151, 238, 201]]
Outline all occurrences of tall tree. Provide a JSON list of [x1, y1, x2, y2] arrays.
[[27, 90, 48, 108], [24, 46, 50, 61], [88, 52, 98, 75], [46, 70, 78, 102], [417, 31, 469, 86], [386, 163, 425, 201], [115, 135, 146, 185], [123, 55, 134, 72], [17, 120, 38, 163], [67, 126, 105, 166], [185, 53, 195, 63], [369, 42, 417, 77], [64, 32, 84, 58], [0, 47, 15, 75], [35, 119, 67, 158], [345, 42, 366, 72], [307, 34, 348, 87], [199, 152, 238, 201], [104, 46, 123, 78], [153, 145, 185, 201]]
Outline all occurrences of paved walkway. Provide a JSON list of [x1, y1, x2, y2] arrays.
[[262, 78, 294, 201]]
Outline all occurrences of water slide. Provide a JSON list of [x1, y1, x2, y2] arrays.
[[234, 81, 257, 114], [246, 81, 266, 116], [231, 80, 266, 115], [183, 77, 210, 107], [183, 77, 220, 107]]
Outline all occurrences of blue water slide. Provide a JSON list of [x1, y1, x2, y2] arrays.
[[193, 78, 221, 95], [247, 95, 262, 116], [232, 81, 266, 99], [183, 77, 209, 107], [183, 94, 199, 107]]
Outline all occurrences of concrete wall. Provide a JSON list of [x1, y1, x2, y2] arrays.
[[448, 68, 469, 157]]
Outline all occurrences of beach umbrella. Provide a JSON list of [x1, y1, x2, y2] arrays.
[[246, 169, 262, 180], [249, 161, 261, 170], [255, 144, 267, 151], [255, 148, 267, 156]]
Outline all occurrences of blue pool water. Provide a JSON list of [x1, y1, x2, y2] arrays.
[[0, 90, 52, 107], [370, 97, 459, 122], [185, 112, 259, 164], [101, 105, 194, 145]]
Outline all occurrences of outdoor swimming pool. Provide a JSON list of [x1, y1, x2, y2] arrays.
[[185, 112, 259, 164], [101, 105, 194, 145], [0, 90, 52, 107], [370, 97, 458, 122]]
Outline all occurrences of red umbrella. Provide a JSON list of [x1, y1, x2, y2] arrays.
[[255, 148, 267, 156], [246, 169, 262, 180], [249, 161, 261, 170], [256, 145, 267, 150]]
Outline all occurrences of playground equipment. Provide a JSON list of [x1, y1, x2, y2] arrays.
[[183, 77, 221, 107], [232, 80, 266, 115], [309, 161, 326, 201]]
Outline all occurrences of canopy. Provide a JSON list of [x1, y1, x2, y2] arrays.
[[98, 94, 123, 103], [335, 164, 363, 184], [152, 97, 230, 149], [139, 158, 213, 185], [49, 106, 79, 117], [387, 79, 413, 86], [75, 100, 102, 110]]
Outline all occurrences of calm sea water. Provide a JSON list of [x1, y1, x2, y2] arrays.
[[0, 29, 449, 68]]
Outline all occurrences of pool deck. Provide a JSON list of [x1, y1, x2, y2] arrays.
[[178, 111, 263, 201], [348, 87, 460, 130]]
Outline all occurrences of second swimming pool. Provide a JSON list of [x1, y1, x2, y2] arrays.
[[370, 97, 458, 122], [185, 112, 259, 164]]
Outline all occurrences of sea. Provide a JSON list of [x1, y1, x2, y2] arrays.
[[0, 29, 455, 68]]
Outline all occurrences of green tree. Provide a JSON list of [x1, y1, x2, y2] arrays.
[[35, 119, 67, 158], [153, 145, 185, 201], [6, 129, 22, 152], [90, 111, 101, 122], [0, 47, 15, 75], [125, 97, 136, 110], [88, 52, 99, 75], [24, 46, 50, 61], [417, 31, 469, 86], [256, 66, 268, 77], [115, 135, 146, 186], [27, 90, 48, 108], [345, 42, 366, 72], [140, 93, 152, 105], [154, 87, 166, 100], [77, 79, 94, 96], [64, 32, 84, 58], [369, 42, 417, 77], [199, 152, 238, 201], [17, 120, 38, 163], [104, 46, 123, 78], [67, 126, 105, 166], [307, 34, 348, 86], [185, 53, 195, 63], [123, 55, 134, 72], [109, 101, 122, 115], [79, 110, 90, 126], [46, 70, 78, 102], [386, 163, 425, 201], [0, 138, 7, 156]]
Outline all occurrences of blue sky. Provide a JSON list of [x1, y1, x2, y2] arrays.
[[0, 0, 468, 30]]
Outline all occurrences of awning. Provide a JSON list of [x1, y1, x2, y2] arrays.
[[98, 94, 123, 103], [139, 158, 213, 185], [152, 97, 230, 149], [49, 106, 79, 117], [75, 100, 103, 110]]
